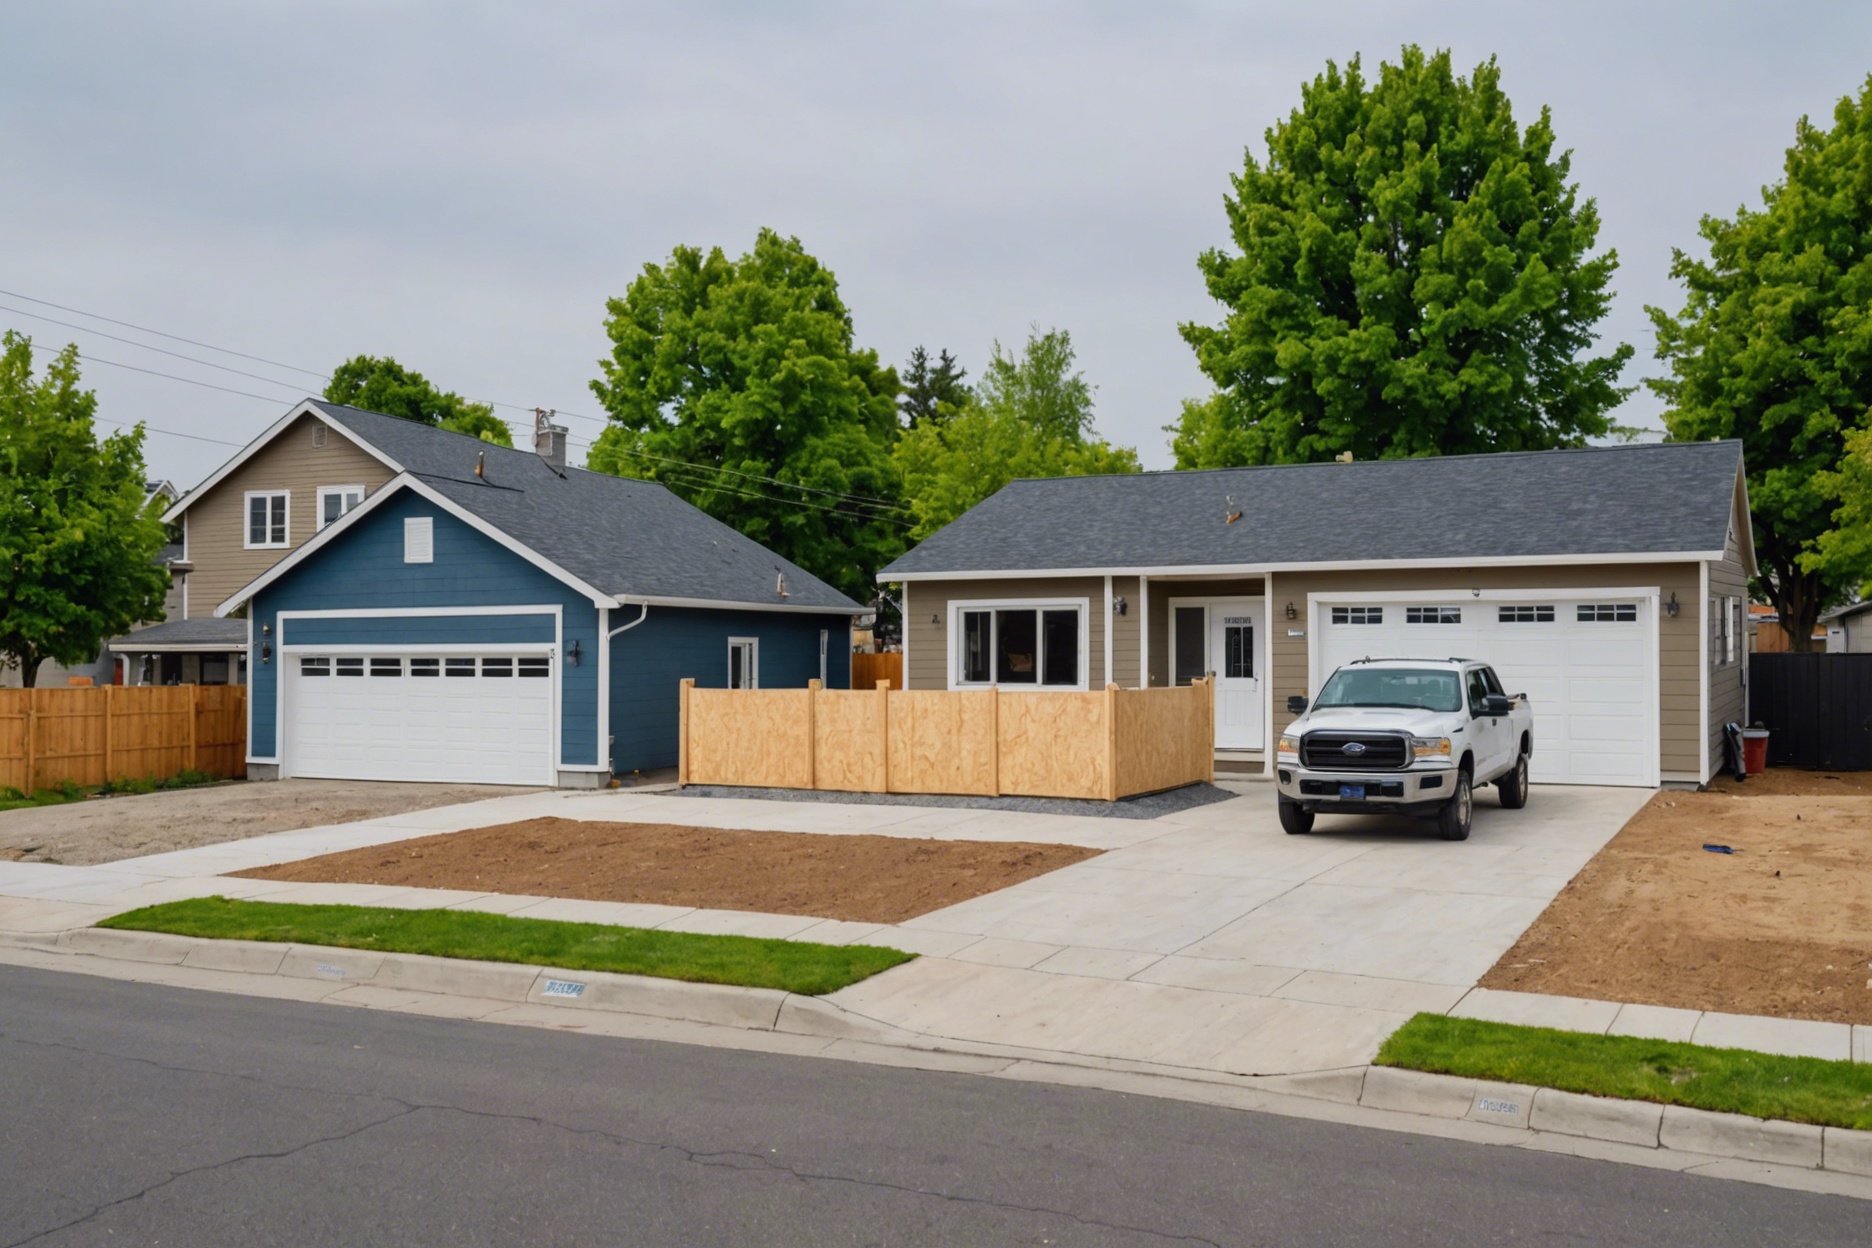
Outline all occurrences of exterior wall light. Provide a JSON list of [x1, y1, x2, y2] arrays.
[[1284, 601, 1296, 620], [260, 642, 272, 664], [568, 639, 582, 665], [931, 613, 941, 626], [1665, 592, 1680, 618], [1113, 596, 1127, 616]]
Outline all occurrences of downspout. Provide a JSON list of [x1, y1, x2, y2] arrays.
[[601, 601, 650, 782], [608, 601, 649, 640]]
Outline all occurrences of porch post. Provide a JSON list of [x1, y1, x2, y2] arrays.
[[1139, 576, 1150, 687]]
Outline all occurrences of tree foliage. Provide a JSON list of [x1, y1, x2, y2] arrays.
[[323, 355, 512, 447], [1174, 45, 1633, 468], [898, 346, 969, 428], [587, 229, 904, 600], [1649, 78, 1872, 648], [0, 333, 171, 686], [895, 327, 1139, 540]]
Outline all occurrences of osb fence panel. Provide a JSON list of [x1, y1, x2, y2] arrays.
[[1115, 681, 1214, 797], [995, 691, 1110, 800], [813, 688, 888, 793], [851, 652, 902, 692], [682, 685, 814, 788], [887, 689, 998, 796], [0, 685, 247, 794]]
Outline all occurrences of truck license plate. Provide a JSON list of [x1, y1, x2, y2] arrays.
[[1339, 784, 1365, 800]]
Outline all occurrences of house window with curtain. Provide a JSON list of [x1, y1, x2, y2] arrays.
[[955, 603, 1084, 688]]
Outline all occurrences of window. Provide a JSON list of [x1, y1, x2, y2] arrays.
[[1714, 595, 1742, 666], [300, 657, 330, 677], [1331, 606, 1383, 625], [518, 656, 550, 678], [1223, 622, 1253, 679], [953, 605, 1084, 688], [481, 657, 513, 677], [1498, 605, 1555, 623], [311, 424, 327, 449], [369, 657, 401, 677], [318, 485, 364, 529], [445, 658, 476, 677], [1466, 668, 1491, 716], [335, 657, 364, 677], [1730, 598, 1744, 665], [410, 658, 440, 677], [1578, 603, 1637, 622], [1406, 606, 1461, 624], [245, 491, 288, 548], [404, 516, 434, 564], [1173, 607, 1206, 685], [728, 638, 758, 689], [1316, 668, 1461, 713]]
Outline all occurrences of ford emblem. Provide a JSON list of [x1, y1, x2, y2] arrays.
[[1341, 742, 1367, 756]]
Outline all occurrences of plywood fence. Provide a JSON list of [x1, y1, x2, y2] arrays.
[[851, 651, 903, 691], [0, 685, 247, 794], [679, 678, 1213, 801]]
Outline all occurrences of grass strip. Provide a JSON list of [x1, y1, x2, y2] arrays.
[[100, 896, 914, 996], [1377, 1013, 1872, 1131]]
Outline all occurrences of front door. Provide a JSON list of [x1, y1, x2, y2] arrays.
[[1210, 603, 1263, 750]]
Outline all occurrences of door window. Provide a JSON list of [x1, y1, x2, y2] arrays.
[[728, 639, 758, 689], [1223, 622, 1254, 679], [1466, 668, 1490, 716], [1173, 607, 1206, 685]]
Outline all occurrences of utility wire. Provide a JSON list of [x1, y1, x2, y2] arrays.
[[0, 287, 330, 379], [0, 302, 312, 395], [22, 338, 306, 404]]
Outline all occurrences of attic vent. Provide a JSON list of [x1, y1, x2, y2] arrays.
[[311, 424, 327, 448]]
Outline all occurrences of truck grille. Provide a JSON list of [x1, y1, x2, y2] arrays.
[[1300, 731, 1411, 771]]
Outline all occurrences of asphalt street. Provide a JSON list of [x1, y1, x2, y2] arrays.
[[2, 963, 1868, 1247]]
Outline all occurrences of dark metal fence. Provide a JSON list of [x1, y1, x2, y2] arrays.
[[1747, 653, 1872, 770]]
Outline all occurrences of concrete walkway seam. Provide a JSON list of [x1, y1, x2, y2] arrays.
[[16, 927, 1872, 1181]]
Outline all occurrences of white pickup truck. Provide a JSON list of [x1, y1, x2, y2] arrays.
[[1274, 658, 1534, 841]]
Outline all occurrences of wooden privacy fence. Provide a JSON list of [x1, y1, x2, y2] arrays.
[[679, 678, 1214, 801], [0, 685, 248, 794], [1748, 653, 1872, 770], [850, 651, 902, 691]]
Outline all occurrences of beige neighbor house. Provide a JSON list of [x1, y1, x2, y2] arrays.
[[876, 441, 1755, 789]]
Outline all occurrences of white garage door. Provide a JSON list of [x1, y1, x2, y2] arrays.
[[1316, 597, 1655, 786], [284, 653, 555, 785]]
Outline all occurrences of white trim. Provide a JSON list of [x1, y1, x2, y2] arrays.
[[215, 473, 618, 614], [727, 636, 760, 689], [181, 511, 190, 620], [901, 584, 911, 689], [1103, 574, 1113, 687], [317, 483, 366, 530], [879, 551, 1725, 583], [274, 605, 561, 620], [1296, 585, 1667, 606], [946, 597, 1090, 691], [1138, 576, 1150, 687], [1263, 577, 1276, 776], [106, 642, 245, 654], [163, 402, 401, 524], [1699, 560, 1710, 783], [242, 490, 290, 550], [281, 642, 557, 655]]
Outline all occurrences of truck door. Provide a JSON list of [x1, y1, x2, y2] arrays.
[[1466, 666, 1506, 778]]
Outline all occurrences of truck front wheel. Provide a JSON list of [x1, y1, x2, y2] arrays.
[[1437, 770, 1473, 841], [1278, 798, 1314, 836]]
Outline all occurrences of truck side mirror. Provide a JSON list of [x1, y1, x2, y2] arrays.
[[1482, 693, 1514, 717], [1286, 695, 1308, 715]]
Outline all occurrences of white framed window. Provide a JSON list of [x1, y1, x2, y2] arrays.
[[1331, 606, 1383, 625], [404, 516, 434, 564], [1405, 606, 1462, 624], [1713, 595, 1742, 666], [1730, 597, 1744, 665], [318, 485, 365, 529], [952, 600, 1087, 689], [728, 637, 759, 689], [1498, 605, 1556, 623], [244, 491, 289, 549], [1578, 603, 1638, 623]]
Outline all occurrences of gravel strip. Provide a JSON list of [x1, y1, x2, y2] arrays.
[[670, 782, 1239, 820]]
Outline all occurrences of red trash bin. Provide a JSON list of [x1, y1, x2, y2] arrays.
[[1741, 728, 1770, 776]]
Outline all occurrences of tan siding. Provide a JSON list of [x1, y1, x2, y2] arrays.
[[182, 414, 394, 615], [901, 577, 1107, 689], [1110, 576, 1140, 687], [1707, 515, 1750, 775], [1267, 563, 1704, 778]]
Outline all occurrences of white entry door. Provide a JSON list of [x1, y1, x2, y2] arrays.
[[1171, 599, 1264, 750]]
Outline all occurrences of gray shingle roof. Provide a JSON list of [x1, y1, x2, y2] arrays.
[[879, 441, 1745, 578], [310, 402, 860, 611], [109, 618, 248, 650]]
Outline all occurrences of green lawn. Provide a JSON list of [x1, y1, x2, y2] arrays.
[[0, 782, 86, 813], [101, 896, 915, 996], [1377, 1013, 1872, 1130]]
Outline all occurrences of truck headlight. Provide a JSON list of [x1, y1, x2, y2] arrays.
[[1277, 734, 1300, 756], [1410, 736, 1452, 760]]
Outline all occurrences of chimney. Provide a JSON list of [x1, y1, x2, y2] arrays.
[[533, 407, 568, 476]]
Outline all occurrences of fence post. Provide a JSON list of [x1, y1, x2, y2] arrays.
[[22, 689, 35, 796], [807, 678, 822, 790], [876, 679, 890, 794], [1204, 675, 1216, 783], [1104, 682, 1120, 802], [677, 678, 693, 786]]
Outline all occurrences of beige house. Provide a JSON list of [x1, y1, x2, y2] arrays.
[[878, 441, 1754, 788]]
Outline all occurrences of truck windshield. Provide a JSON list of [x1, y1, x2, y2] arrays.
[[1315, 668, 1462, 713]]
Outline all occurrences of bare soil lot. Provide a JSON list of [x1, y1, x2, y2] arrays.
[[235, 817, 1102, 924], [0, 780, 538, 866], [1483, 769, 1872, 1024]]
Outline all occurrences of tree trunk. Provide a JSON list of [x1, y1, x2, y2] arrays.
[[1766, 563, 1827, 654], [18, 655, 41, 689]]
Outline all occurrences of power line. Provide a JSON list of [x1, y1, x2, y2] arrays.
[[0, 302, 312, 395], [22, 338, 305, 404], [0, 287, 330, 379], [97, 419, 246, 448]]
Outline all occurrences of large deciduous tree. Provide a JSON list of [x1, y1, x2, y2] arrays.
[[1649, 78, 1872, 649], [0, 333, 171, 687], [895, 327, 1139, 540], [588, 229, 905, 600], [1174, 46, 1633, 468], [324, 354, 513, 446]]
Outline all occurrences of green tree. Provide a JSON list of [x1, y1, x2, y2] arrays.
[[1174, 46, 1633, 468], [323, 355, 513, 446], [587, 229, 905, 599], [895, 327, 1140, 540], [1649, 79, 1872, 649], [0, 333, 171, 687], [898, 346, 969, 428]]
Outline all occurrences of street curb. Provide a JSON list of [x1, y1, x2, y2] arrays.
[[12, 928, 1872, 1180]]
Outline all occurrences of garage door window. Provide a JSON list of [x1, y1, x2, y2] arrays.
[[300, 657, 330, 677], [1578, 603, 1637, 622], [411, 659, 439, 677], [518, 656, 550, 677], [370, 658, 401, 677], [1499, 605, 1555, 623], [336, 657, 363, 677], [446, 658, 475, 677], [482, 658, 513, 677], [1405, 607, 1461, 624], [1331, 607, 1383, 625]]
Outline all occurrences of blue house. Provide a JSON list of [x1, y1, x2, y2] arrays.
[[216, 404, 861, 787]]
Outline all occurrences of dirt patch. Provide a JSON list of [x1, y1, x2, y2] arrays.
[[1482, 770, 1872, 1024], [0, 779, 540, 866], [234, 817, 1102, 925]]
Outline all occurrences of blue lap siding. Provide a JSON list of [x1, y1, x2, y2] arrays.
[[249, 491, 601, 768], [609, 607, 853, 774]]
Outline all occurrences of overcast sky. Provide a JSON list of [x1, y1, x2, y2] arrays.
[[5, 2, 1871, 486]]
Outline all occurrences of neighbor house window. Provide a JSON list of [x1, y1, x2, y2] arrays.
[[1498, 605, 1555, 623], [1405, 606, 1461, 624], [318, 485, 365, 529], [1578, 603, 1637, 623], [245, 491, 288, 548], [1331, 606, 1383, 625], [728, 638, 758, 689], [955, 604, 1084, 688]]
